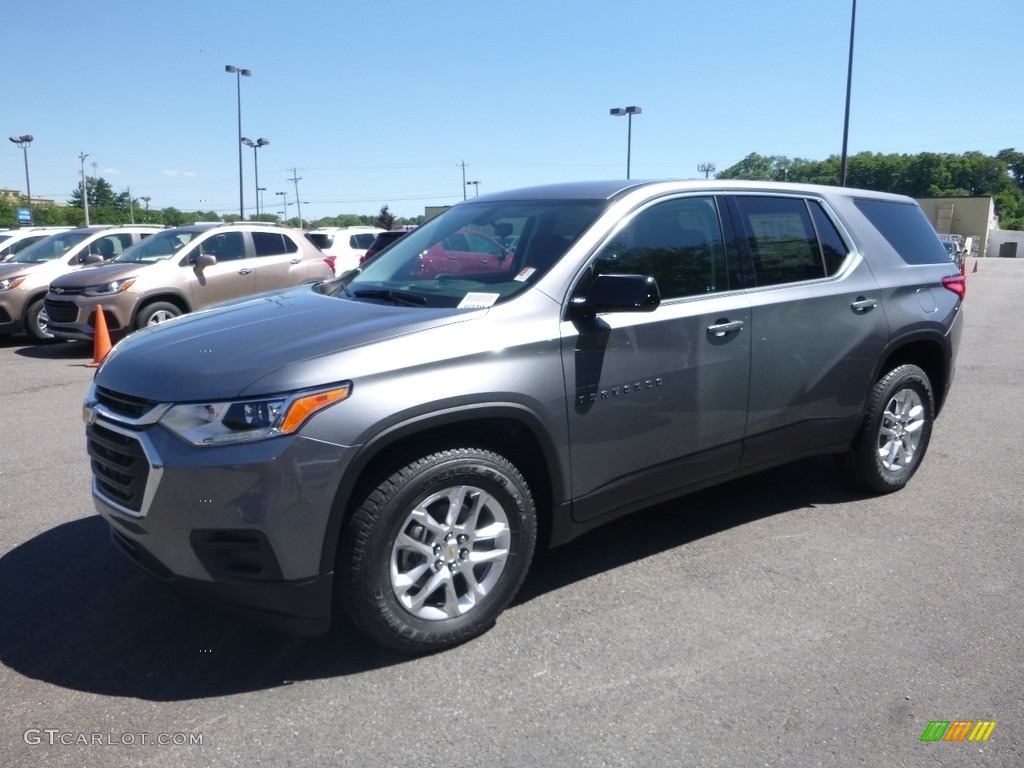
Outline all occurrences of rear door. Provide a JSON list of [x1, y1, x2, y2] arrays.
[[726, 194, 888, 465], [250, 231, 310, 292], [561, 194, 752, 522]]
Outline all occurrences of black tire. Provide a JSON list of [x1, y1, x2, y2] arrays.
[[339, 448, 536, 653], [841, 364, 935, 494], [25, 298, 53, 342], [135, 301, 182, 330]]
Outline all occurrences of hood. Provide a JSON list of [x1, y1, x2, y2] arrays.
[[0, 261, 44, 278], [51, 262, 143, 288], [95, 285, 477, 402]]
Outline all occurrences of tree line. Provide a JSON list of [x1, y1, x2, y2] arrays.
[[717, 149, 1024, 229], [0, 177, 423, 230]]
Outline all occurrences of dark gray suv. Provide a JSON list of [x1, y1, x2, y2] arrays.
[[83, 180, 964, 653]]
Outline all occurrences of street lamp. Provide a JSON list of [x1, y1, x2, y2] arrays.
[[9, 134, 33, 210], [276, 191, 289, 224], [225, 65, 252, 218], [610, 106, 642, 179], [466, 180, 480, 197], [241, 137, 269, 216]]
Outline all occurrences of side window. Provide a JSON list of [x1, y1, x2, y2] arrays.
[[202, 232, 246, 261], [591, 196, 727, 299], [89, 235, 123, 260], [853, 198, 951, 265], [734, 196, 825, 286], [253, 231, 293, 257], [809, 202, 849, 275]]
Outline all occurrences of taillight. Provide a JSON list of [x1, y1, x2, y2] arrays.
[[941, 274, 966, 300], [324, 255, 336, 274]]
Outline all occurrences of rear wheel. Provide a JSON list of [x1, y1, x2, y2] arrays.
[[841, 364, 934, 493], [339, 448, 536, 653], [136, 301, 182, 330]]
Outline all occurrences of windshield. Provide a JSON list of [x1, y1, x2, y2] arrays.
[[12, 231, 91, 264], [338, 199, 605, 308], [115, 229, 204, 263]]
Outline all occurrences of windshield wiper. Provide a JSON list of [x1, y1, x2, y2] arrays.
[[350, 288, 428, 306]]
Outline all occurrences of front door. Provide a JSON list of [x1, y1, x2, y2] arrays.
[[560, 195, 752, 523]]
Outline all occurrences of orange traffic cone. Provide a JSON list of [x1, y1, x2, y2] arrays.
[[972, 260, 979, 274], [86, 305, 112, 368]]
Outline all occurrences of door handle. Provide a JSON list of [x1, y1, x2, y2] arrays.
[[290, 258, 302, 264], [851, 297, 877, 313], [707, 319, 744, 337], [238, 268, 252, 275]]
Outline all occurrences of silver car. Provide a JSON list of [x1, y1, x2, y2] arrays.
[[83, 180, 964, 652]]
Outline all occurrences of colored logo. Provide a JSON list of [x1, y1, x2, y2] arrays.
[[920, 721, 997, 742]]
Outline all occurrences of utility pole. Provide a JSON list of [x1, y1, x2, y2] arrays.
[[79, 152, 90, 226], [127, 186, 135, 223], [288, 168, 303, 228], [459, 160, 467, 200], [697, 162, 716, 180]]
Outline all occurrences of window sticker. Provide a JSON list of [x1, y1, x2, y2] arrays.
[[514, 267, 537, 282], [458, 292, 500, 309]]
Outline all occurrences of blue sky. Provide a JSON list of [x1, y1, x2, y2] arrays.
[[3, 0, 1020, 220]]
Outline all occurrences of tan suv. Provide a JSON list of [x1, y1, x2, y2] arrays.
[[0, 224, 163, 341], [45, 222, 334, 342]]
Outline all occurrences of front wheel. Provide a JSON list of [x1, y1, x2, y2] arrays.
[[25, 299, 53, 342], [135, 301, 182, 330], [841, 364, 935, 493], [339, 448, 536, 653]]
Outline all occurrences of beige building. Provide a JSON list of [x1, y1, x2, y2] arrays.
[[916, 196, 996, 258]]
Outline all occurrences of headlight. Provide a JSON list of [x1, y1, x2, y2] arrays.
[[159, 384, 351, 446], [83, 279, 135, 297], [0, 276, 26, 292]]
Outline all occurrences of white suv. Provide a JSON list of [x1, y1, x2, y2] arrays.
[[0, 227, 73, 262], [306, 226, 384, 274]]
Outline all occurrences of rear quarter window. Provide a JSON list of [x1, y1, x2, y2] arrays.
[[853, 198, 951, 265]]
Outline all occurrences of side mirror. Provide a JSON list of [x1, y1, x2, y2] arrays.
[[83, 252, 105, 265], [193, 253, 217, 271], [570, 274, 660, 319]]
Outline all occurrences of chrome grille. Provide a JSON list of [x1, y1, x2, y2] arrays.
[[87, 423, 150, 514], [95, 386, 160, 420]]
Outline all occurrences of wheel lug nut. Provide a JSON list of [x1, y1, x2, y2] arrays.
[[460, 548, 469, 560], [433, 559, 444, 571], [433, 544, 442, 556], [447, 562, 458, 573], [457, 534, 469, 544]]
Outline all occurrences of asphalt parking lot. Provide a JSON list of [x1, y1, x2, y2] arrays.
[[1, 259, 1022, 768]]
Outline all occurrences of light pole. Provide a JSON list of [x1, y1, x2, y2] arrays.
[[225, 65, 252, 218], [257, 187, 266, 219], [466, 180, 480, 197], [840, 0, 856, 186], [276, 191, 289, 225], [241, 137, 269, 216], [9, 135, 33, 211], [610, 106, 642, 179]]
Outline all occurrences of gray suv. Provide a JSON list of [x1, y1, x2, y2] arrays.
[[83, 180, 964, 653]]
